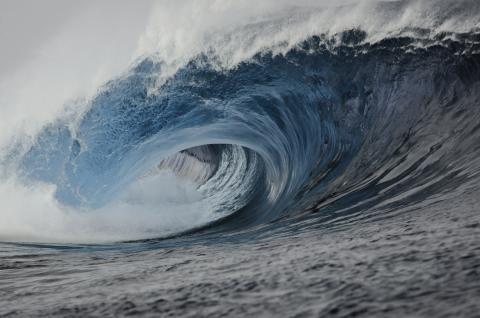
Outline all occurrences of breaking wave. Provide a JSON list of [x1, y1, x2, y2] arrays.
[[0, 0, 479, 243]]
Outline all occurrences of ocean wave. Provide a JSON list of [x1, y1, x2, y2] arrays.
[[0, 26, 478, 243], [0, 0, 480, 243]]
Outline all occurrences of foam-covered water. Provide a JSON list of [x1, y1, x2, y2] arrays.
[[1, 1, 480, 316]]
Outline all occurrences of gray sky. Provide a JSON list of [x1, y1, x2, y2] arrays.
[[0, 0, 154, 76], [0, 1, 84, 74]]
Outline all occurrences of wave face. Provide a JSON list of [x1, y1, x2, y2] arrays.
[[1, 30, 478, 243], [0, 0, 479, 244]]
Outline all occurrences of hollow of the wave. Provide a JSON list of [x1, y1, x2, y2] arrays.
[[0, 144, 267, 243], [95, 143, 265, 242]]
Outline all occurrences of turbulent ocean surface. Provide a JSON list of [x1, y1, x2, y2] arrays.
[[1, 0, 480, 317]]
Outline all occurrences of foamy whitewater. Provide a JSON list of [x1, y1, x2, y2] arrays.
[[1, 1, 480, 317]]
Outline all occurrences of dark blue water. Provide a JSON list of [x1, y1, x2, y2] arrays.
[[1, 26, 480, 317]]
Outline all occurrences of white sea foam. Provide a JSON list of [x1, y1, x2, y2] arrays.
[[139, 0, 479, 75], [0, 171, 213, 243]]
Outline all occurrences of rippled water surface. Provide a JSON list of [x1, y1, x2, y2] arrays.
[[1, 190, 480, 317]]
